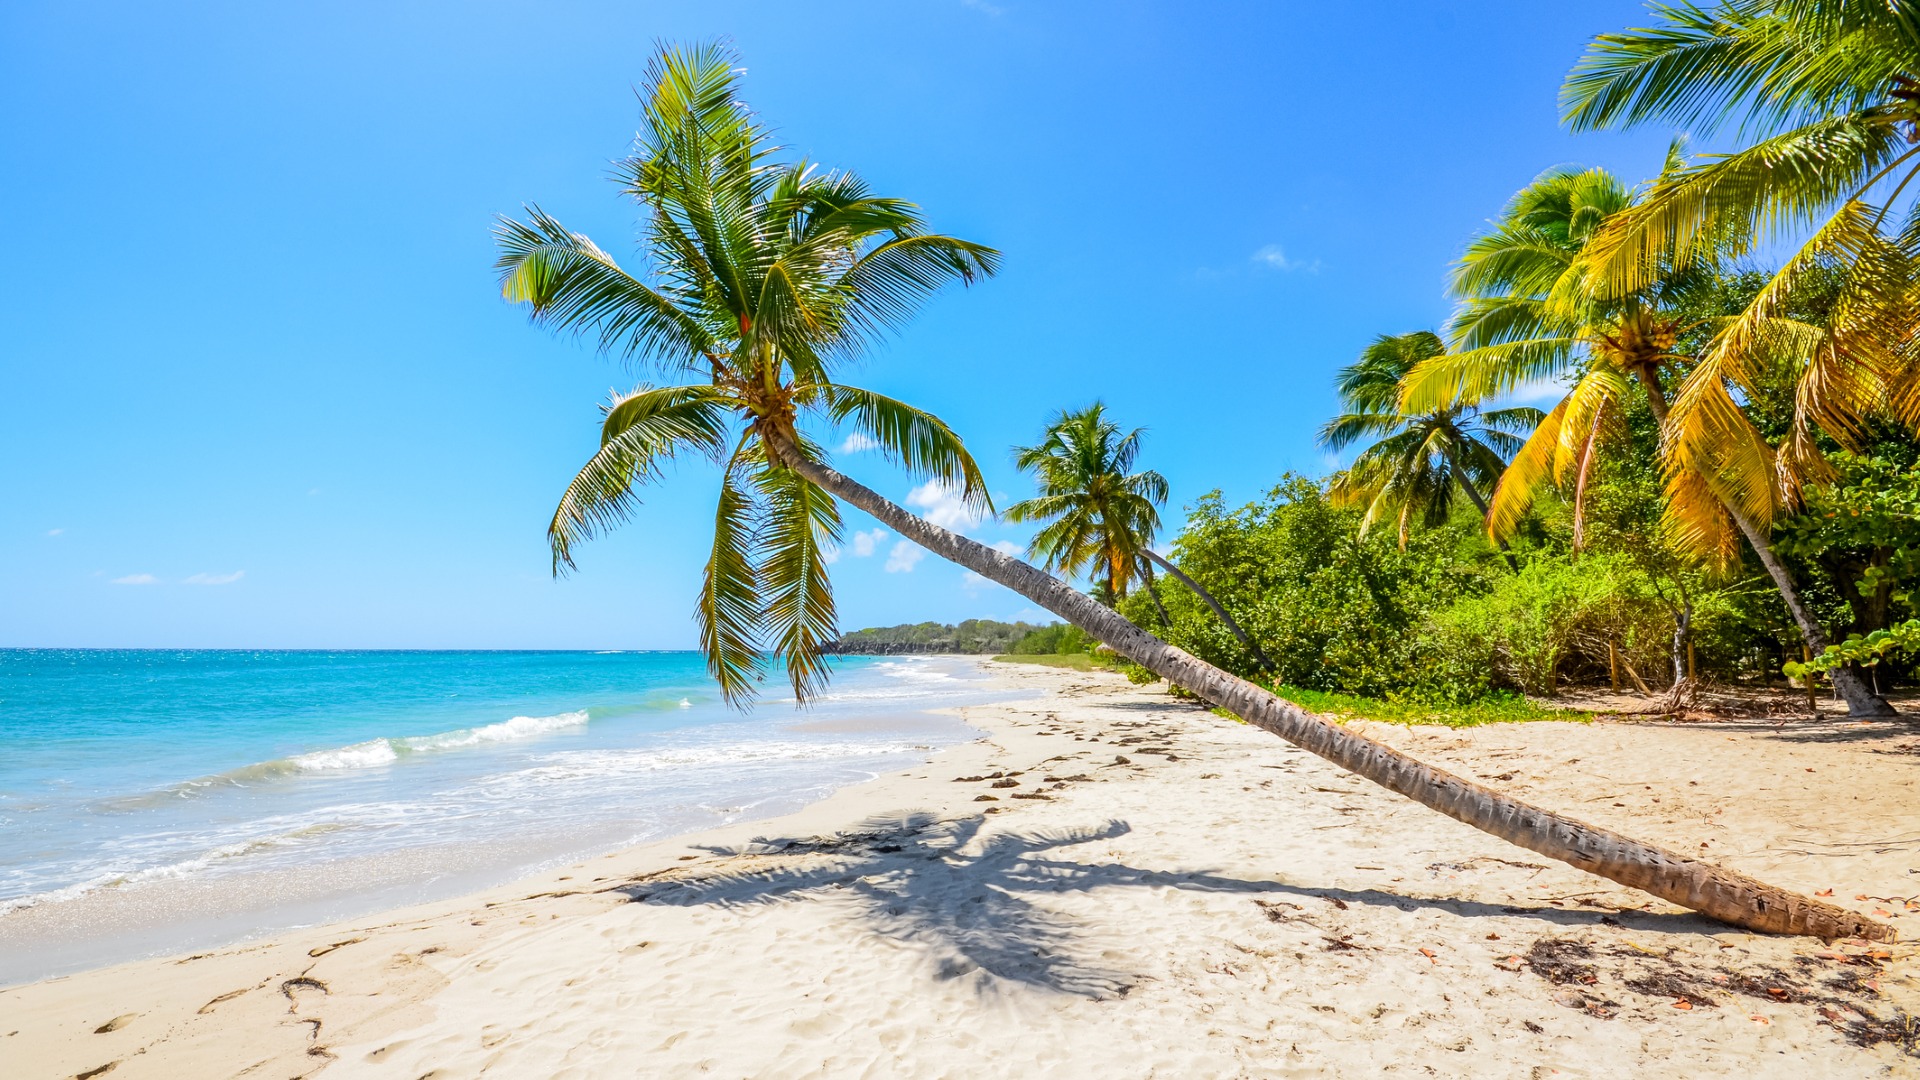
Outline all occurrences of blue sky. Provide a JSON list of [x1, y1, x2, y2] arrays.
[[2, 1, 1685, 648]]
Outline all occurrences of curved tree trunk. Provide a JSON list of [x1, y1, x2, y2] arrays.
[[1723, 508, 1895, 717], [1630, 366, 1894, 718], [1140, 563, 1173, 629], [1454, 474, 1521, 573], [783, 447, 1893, 941], [1140, 549, 1277, 674]]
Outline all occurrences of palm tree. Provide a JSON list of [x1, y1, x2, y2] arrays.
[[1318, 331, 1538, 558], [1561, 2, 1920, 714], [1005, 404, 1274, 671], [1401, 164, 1897, 715], [501, 42, 1888, 941]]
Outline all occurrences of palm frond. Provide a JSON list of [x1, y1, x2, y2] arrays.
[[699, 446, 767, 706], [548, 384, 739, 573], [810, 384, 992, 513], [1486, 393, 1570, 542], [1582, 113, 1908, 295], [753, 461, 844, 701], [496, 209, 718, 371]]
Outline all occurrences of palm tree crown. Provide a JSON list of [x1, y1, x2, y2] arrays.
[[1004, 403, 1168, 598], [496, 42, 997, 705], [1401, 164, 1724, 549], [1320, 331, 1538, 548], [1562, 2, 1920, 528]]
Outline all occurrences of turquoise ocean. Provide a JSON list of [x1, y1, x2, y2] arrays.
[[0, 649, 1006, 984]]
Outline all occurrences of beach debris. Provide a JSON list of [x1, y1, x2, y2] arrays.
[[973, 795, 998, 802], [92, 1014, 137, 1034], [990, 779, 1019, 789], [1254, 900, 1302, 923], [306, 937, 365, 958], [1525, 938, 1600, 987], [951, 775, 987, 783], [1548, 987, 1618, 1018], [74, 1063, 118, 1079], [196, 986, 256, 1015], [1010, 792, 1053, 800], [1419, 948, 1438, 964], [280, 977, 330, 1011]]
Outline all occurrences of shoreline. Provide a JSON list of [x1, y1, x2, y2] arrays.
[[0, 653, 1005, 988], [5, 662, 1917, 1076]]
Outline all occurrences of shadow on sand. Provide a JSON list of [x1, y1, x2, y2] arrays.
[[614, 812, 1716, 998]]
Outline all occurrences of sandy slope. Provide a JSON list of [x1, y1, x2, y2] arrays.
[[5, 662, 1919, 1078]]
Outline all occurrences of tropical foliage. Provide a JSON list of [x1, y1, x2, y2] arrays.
[[1562, 0, 1920, 549], [1320, 331, 1538, 549]]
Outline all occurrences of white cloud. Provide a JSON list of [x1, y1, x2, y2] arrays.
[[46, 528, 63, 537], [1251, 244, 1319, 273], [112, 573, 159, 586], [905, 480, 984, 532], [885, 539, 926, 573], [990, 540, 1022, 557], [183, 571, 245, 586], [822, 527, 888, 566], [838, 432, 881, 454]]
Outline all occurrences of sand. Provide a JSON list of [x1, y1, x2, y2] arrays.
[[5, 661, 1918, 1078]]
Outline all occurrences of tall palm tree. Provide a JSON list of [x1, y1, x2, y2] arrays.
[[1401, 164, 1897, 715], [1319, 331, 1539, 555], [1561, 1, 1920, 715], [1005, 404, 1163, 599], [501, 42, 1888, 941], [1005, 404, 1273, 670]]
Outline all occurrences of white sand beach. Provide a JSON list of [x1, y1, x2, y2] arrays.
[[5, 661, 1917, 1078]]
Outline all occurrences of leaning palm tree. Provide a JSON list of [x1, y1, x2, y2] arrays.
[[501, 42, 1888, 940], [1402, 163, 1897, 716], [1005, 404, 1273, 670], [1319, 331, 1538, 555]]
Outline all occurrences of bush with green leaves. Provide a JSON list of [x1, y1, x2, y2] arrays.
[[1117, 476, 1503, 702], [1006, 623, 1094, 656], [1427, 552, 1704, 695]]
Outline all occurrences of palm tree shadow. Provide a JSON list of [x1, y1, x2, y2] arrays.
[[615, 813, 1272, 999], [613, 813, 1720, 999]]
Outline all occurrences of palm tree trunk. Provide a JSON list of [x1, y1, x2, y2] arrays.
[[1139, 549, 1277, 674], [778, 445, 1892, 941], [1630, 366, 1894, 718], [1140, 563, 1173, 629], [1454, 473, 1521, 573]]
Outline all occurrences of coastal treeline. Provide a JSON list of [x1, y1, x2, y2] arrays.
[[823, 620, 1049, 655]]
